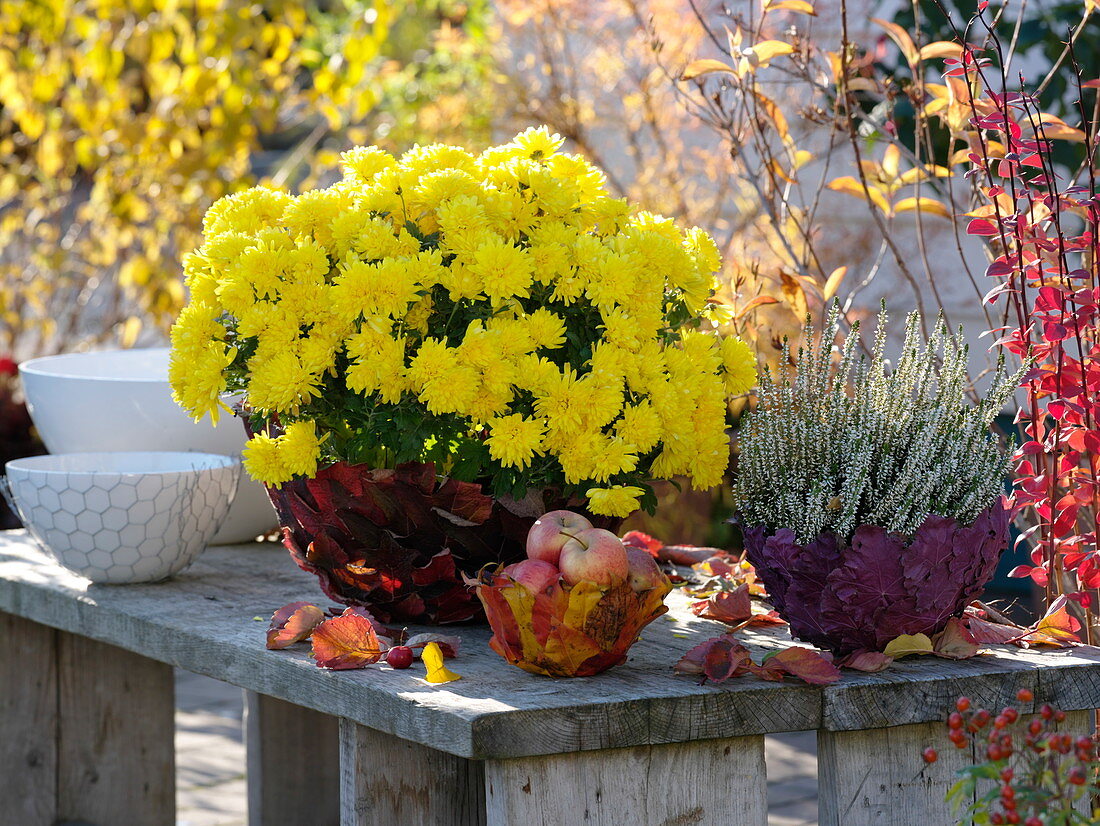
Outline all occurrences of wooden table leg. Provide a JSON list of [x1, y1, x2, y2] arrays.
[[483, 735, 767, 826], [0, 611, 175, 826], [339, 719, 486, 826], [246, 691, 341, 826], [818, 712, 1093, 825]]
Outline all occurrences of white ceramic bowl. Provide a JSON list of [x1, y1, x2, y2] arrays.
[[4, 452, 240, 583], [19, 348, 276, 543]]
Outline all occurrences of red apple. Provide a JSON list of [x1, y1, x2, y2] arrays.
[[558, 528, 629, 587], [625, 547, 664, 593], [526, 509, 593, 566], [503, 559, 560, 594]]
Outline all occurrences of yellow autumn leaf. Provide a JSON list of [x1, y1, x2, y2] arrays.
[[893, 197, 952, 218], [738, 40, 795, 76], [423, 642, 461, 684], [822, 266, 847, 301], [682, 58, 735, 80], [826, 175, 891, 215], [918, 41, 964, 61], [763, 0, 816, 15], [872, 17, 919, 67], [883, 633, 934, 659]]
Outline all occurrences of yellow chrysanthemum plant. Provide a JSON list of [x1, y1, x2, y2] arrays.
[[169, 127, 756, 623]]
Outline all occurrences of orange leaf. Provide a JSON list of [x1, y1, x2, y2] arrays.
[[735, 295, 780, 319], [893, 196, 952, 219], [310, 608, 384, 669], [1019, 596, 1081, 647], [872, 17, 919, 66], [266, 601, 325, 650], [1037, 112, 1086, 142], [932, 617, 979, 659], [682, 58, 735, 80]]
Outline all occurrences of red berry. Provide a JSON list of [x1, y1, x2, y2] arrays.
[[987, 745, 1003, 761], [1025, 818, 1042, 826], [1000, 768, 1014, 782], [922, 747, 938, 763], [950, 730, 967, 748], [992, 814, 1005, 825], [1028, 720, 1043, 735], [1001, 785, 1015, 800], [948, 712, 965, 729], [957, 697, 972, 712], [1055, 710, 1066, 723], [975, 709, 992, 727], [1006, 813, 1020, 824], [386, 646, 414, 669], [1002, 708, 1019, 723], [1041, 704, 1054, 720], [1069, 766, 1087, 786], [1016, 688, 1034, 703], [994, 715, 1009, 729]]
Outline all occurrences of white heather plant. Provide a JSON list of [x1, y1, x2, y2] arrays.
[[734, 304, 1024, 544]]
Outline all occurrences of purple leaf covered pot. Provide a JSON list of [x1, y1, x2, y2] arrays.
[[739, 498, 1011, 656]]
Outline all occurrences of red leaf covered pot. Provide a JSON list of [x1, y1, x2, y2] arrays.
[[739, 499, 1011, 656], [267, 460, 611, 625]]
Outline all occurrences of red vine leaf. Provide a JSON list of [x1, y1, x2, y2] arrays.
[[674, 635, 840, 685], [310, 608, 384, 670], [266, 601, 325, 650]]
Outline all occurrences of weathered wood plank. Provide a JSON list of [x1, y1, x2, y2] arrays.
[[3, 532, 1100, 760], [818, 710, 1094, 825], [0, 611, 58, 826], [484, 735, 767, 826], [245, 691, 341, 826], [57, 632, 176, 825], [340, 718, 486, 826]]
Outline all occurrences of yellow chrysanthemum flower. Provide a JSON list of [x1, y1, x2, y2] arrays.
[[487, 414, 546, 469], [279, 420, 324, 478], [242, 433, 293, 486], [247, 351, 323, 414], [586, 485, 646, 517], [467, 237, 534, 302], [721, 335, 758, 395], [340, 146, 397, 185]]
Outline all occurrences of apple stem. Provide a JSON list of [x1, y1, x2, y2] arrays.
[[558, 529, 588, 550]]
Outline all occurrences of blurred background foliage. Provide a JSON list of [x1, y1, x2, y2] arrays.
[[0, 0, 492, 359]]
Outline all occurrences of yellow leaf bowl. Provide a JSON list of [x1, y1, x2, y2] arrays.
[[471, 566, 673, 678]]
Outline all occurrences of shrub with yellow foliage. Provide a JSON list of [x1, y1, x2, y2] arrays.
[[168, 128, 757, 517], [0, 0, 488, 357]]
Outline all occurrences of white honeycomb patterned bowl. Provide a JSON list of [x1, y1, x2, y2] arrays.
[[19, 349, 275, 544], [3, 452, 240, 584]]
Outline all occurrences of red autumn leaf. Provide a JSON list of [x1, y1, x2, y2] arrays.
[[757, 647, 842, 685], [835, 650, 894, 672], [932, 617, 980, 659], [963, 611, 1025, 645], [674, 634, 752, 682], [690, 585, 753, 625], [675, 636, 840, 685], [310, 608, 384, 670], [741, 610, 787, 628], [266, 601, 325, 650], [621, 530, 662, 557], [405, 633, 461, 658]]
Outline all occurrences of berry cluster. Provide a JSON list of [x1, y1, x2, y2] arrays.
[[925, 690, 1100, 824]]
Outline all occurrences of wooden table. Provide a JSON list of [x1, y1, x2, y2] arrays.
[[2, 529, 1100, 826]]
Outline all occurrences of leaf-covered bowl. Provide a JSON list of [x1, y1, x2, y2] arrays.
[[471, 562, 673, 677], [739, 498, 1011, 656]]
